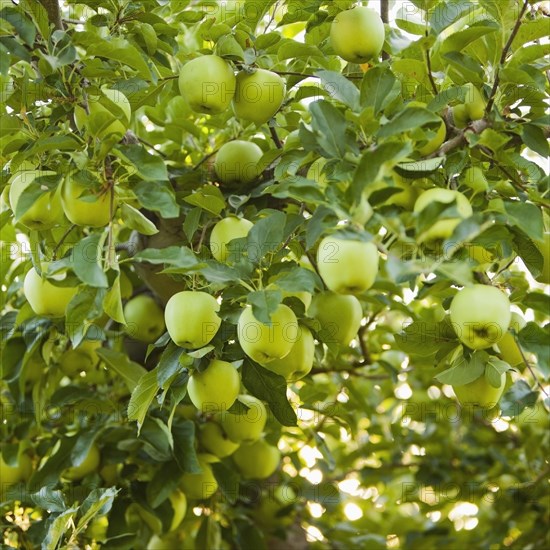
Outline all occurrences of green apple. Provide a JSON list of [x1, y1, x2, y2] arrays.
[[308, 292, 363, 346], [452, 104, 469, 129], [534, 232, 550, 284], [210, 216, 254, 262], [414, 188, 473, 242], [59, 340, 101, 376], [417, 118, 446, 156], [232, 69, 286, 124], [350, 193, 374, 226], [9, 169, 63, 230], [63, 444, 101, 481], [450, 284, 512, 350], [198, 421, 240, 457], [496, 312, 526, 367], [219, 394, 267, 443], [461, 166, 489, 194], [179, 454, 218, 500], [516, 401, 550, 430], [317, 236, 379, 294], [232, 439, 281, 479], [61, 177, 113, 228], [464, 83, 485, 120], [24, 267, 78, 318], [165, 291, 221, 349], [0, 451, 32, 485], [330, 7, 385, 63], [168, 489, 187, 532], [99, 463, 119, 486], [124, 295, 166, 343], [263, 325, 315, 381], [179, 55, 236, 114], [187, 359, 240, 413], [125, 503, 162, 534], [453, 371, 505, 409], [213, 140, 263, 185], [384, 174, 419, 210], [237, 304, 299, 364]]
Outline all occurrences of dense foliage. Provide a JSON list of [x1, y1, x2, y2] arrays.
[[0, 1, 549, 549]]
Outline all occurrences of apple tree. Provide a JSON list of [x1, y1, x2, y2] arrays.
[[1, 0, 549, 548]]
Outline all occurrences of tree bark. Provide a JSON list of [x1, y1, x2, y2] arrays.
[[38, 0, 63, 30]]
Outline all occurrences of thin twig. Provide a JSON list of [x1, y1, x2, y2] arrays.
[[425, 46, 438, 96], [269, 125, 283, 149], [485, 0, 530, 116], [51, 224, 76, 260], [518, 340, 549, 397]]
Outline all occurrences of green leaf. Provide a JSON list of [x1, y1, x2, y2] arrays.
[[247, 290, 282, 325], [309, 100, 349, 159], [128, 369, 160, 432], [241, 361, 297, 427], [519, 323, 550, 378], [184, 185, 226, 215], [20, 0, 50, 40], [115, 145, 168, 181], [378, 107, 442, 138], [500, 380, 539, 417], [157, 342, 188, 388], [351, 142, 412, 202], [504, 202, 543, 242], [73, 234, 109, 288], [396, 157, 443, 174], [395, 320, 458, 357], [96, 348, 147, 391], [0, 7, 36, 46], [134, 180, 179, 219], [436, 352, 487, 385], [172, 420, 201, 474], [76, 488, 118, 532], [360, 66, 400, 114], [271, 267, 319, 294], [196, 515, 222, 550], [485, 358, 510, 388], [522, 124, 550, 157], [120, 203, 159, 235], [102, 277, 125, 324], [87, 37, 152, 79], [246, 211, 286, 264], [316, 70, 360, 111], [43, 508, 78, 550], [66, 287, 104, 348], [211, 462, 240, 505]]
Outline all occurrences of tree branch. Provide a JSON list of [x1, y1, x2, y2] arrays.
[[485, 0, 530, 116], [429, 118, 489, 158], [381, 0, 390, 60], [38, 0, 63, 30]]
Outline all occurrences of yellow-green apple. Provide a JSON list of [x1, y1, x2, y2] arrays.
[[79, 89, 131, 139], [125, 503, 162, 534], [384, 174, 419, 210], [464, 82, 485, 120], [232, 69, 286, 124], [179, 55, 236, 114], [59, 340, 102, 376], [24, 267, 78, 318], [496, 312, 526, 367], [214, 140, 263, 185], [210, 217, 254, 262], [168, 489, 187, 532], [414, 188, 473, 242], [317, 235, 379, 294], [0, 451, 32, 485], [179, 454, 218, 499], [164, 291, 221, 349], [308, 292, 363, 346], [330, 7, 385, 63], [450, 284, 511, 349], [237, 304, 299, 364], [452, 104, 469, 129], [61, 177, 113, 228], [198, 421, 240, 457], [232, 439, 280, 479], [9, 169, 63, 230], [124, 295, 165, 343], [219, 394, 267, 443], [263, 325, 315, 381], [350, 193, 373, 225], [406, 101, 446, 156], [62, 444, 101, 481], [461, 166, 488, 194], [187, 359, 240, 413], [453, 371, 505, 409], [534, 232, 550, 284]]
